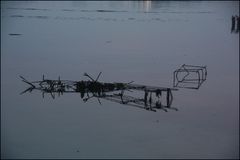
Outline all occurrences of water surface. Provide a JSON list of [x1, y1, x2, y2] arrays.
[[1, 1, 239, 159]]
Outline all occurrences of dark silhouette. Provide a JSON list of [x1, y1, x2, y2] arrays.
[[156, 89, 161, 98], [144, 91, 148, 107], [20, 72, 179, 112], [231, 15, 235, 33], [173, 64, 207, 89], [231, 15, 239, 33], [236, 16, 240, 33], [20, 64, 207, 112]]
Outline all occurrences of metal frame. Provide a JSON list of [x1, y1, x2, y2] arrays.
[[173, 64, 207, 89]]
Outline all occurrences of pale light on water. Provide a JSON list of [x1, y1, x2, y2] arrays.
[[1, 1, 239, 159]]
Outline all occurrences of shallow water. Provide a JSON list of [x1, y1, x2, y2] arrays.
[[1, 1, 239, 159]]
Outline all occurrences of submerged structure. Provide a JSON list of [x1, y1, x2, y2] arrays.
[[20, 64, 207, 112], [173, 64, 207, 89]]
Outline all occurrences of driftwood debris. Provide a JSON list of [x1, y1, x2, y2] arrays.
[[20, 64, 207, 112], [20, 72, 178, 112]]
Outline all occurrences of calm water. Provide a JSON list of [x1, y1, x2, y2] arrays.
[[1, 1, 239, 159]]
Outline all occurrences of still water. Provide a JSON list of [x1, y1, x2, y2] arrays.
[[1, 1, 239, 159]]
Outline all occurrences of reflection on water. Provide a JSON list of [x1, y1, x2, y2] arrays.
[[5, 6, 215, 14], [4, 1, 217, 24]]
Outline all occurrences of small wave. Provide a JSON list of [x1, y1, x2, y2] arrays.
[[62, 9, 75, 12], [24, 8, 49, 11], [9, 33, 22, 36], [28, 15, 49, 19], [7, 7, 21, 10], [11, 15, 24, 18], [128, 18, 135, 20], [81, 9, 127, 13]]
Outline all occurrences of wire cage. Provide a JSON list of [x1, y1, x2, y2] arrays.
[[173, 64, 207, 89]]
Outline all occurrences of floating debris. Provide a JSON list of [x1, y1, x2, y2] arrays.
[[20, 65, 207, 112], [20, 72, 178, 112]]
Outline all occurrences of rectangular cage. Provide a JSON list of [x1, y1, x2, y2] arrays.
[[173, 64, 207, 89]]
